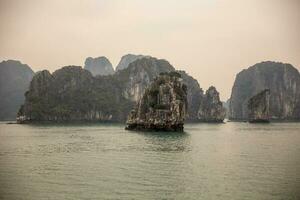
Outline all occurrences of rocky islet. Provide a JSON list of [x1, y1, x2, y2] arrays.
[[126, 72, 187, 131]]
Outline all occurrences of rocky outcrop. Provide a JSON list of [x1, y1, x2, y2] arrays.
[[126, 72, 187, 131], [229, 61, 300, 121], [0, 60, 34, 120], [198, 86, 226, 122], [84, 56, 114, 76], [115, 54, 148, 71], [248, 89, 270, 123]]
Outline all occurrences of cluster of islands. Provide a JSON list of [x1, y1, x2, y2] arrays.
[[0, 54, 300, 131]]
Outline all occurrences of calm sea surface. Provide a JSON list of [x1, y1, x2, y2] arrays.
[[0, 122, 299, 200]]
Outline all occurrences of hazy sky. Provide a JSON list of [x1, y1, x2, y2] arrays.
[[0, 0, 299, 100]]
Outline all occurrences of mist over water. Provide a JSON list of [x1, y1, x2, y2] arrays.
[[0, 122, 299, 199]]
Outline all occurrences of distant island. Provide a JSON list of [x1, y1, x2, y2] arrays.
[[229, 61, 300, 121], [1, 55, 300, 126], [0, 60, 34, 120]]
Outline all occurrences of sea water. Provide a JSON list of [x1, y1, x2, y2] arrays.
[[0, 122, 299, 199]]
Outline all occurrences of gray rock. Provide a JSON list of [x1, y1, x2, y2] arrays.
[[229, 61, 300, 121], [126, 72, 187, 131], [222, 99, 230, 119], [0, 60, 34, 120], [84, 56, 114, 76], [115, 54, 148, 71], [248, 89, 270, 123], [117, 56, 175, 102], [198, 86, 225, 122], [178, 70, 204, 121]]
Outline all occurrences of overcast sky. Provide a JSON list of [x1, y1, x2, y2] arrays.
[[0, 0, 299, 100]]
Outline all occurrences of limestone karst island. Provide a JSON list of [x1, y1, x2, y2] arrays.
[[0, 55, 298, 132], [126, 72, 187, 131]]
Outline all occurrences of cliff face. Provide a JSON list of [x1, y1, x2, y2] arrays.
[[230, 61, 300, 121], [248, 89, 270, 122], [126, 72, 187, 131], [198, 86, 226, 122], [115, 54, 147, 71], [0, 60, 34, 120], [116, 57, 175, 102], [84, 56, 114, 76], [178, 70, 204, 121]]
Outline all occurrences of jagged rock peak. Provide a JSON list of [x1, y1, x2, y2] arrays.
[[229, 61, 300, 121], [84, 56, 114, 76], [248, 89, 270, 123], [126, 71, 187, 131], [198, 86, 225, 122], [116, 54, 149, 71]]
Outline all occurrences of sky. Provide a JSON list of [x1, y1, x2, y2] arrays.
[[0, 0, 299, 100]]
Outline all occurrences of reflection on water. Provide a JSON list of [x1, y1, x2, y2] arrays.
[[0, 122, 299, 200], [135, 131, 191, 152]]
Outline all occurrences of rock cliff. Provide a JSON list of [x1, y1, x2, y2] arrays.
[[248, 89, 270, 123], [229, 61, 300, 121], [126, 72, 187, 131], [198, 86, 226, 122], [115, 54, 148, 71], [84, 56, 114, 76], [115, 57, 175, 102], [0, 60, 34, 120], [178, 70, 204, 121]]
